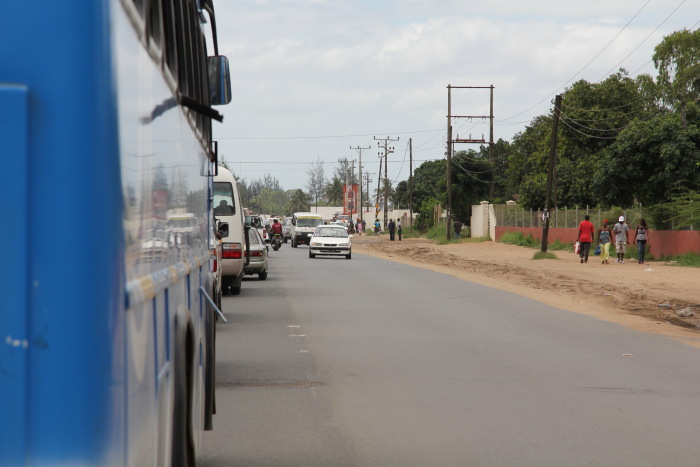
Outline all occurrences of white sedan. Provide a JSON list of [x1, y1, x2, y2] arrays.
[[309, 226, 352, 259]]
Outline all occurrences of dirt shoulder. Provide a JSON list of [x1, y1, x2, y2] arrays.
[[352, 235, 700, 348]]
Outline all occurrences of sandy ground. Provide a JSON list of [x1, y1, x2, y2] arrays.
[[352, 234, 700, 348]]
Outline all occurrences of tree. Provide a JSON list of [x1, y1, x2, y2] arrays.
[[334, 158, 358, 185], [394, 180, 409, 209], [287, 189, 310, 213], [653, 28, 700, 127], [324, 177, 344, 206], [306, 157, 326, 211], [451, 149, 493, 222], [593, 113, 700, 206]]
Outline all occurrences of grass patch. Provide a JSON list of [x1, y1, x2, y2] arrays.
[[661, 252, 700, 267], [398, 227, 422, 239], [499, 231, 539, 248], [549, 239, 574, 252], [500, 232, 576, 252], [532, 251, 559, 260], [424, 224, 474, 245]]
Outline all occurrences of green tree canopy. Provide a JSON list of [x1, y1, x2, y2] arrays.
[[653, 28, 700, 127]]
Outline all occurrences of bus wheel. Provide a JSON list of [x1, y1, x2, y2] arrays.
[[172, 325, 195, 467]]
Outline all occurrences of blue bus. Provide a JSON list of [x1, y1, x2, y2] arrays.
[[0, 0, 231, 465]]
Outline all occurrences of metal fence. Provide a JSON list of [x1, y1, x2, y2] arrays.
[[493, 205, 647, 229]]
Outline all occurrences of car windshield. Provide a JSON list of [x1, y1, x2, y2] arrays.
[[315, 227, 348, 238], [297, 218, 323, 228]]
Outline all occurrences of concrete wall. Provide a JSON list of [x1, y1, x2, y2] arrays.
[[495, 226, 700, 259]]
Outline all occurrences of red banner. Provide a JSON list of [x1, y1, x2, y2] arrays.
[[343, 184, 358, 216]]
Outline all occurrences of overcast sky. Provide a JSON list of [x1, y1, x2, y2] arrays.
[[212, 0, 700, 191]]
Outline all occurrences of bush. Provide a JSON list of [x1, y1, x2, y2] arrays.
[[499, 231, 539, 248]]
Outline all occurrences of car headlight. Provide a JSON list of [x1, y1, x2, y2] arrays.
[[310, 241, 321, 247]]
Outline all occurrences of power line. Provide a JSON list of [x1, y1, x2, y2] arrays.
[[597, 0, 689, 81], [500, 0, 655, 123], [217, 129, 441, 141]]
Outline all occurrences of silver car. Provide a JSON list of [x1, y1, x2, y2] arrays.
[[244, 228, 269, 279], [308, 225, 352, 259]]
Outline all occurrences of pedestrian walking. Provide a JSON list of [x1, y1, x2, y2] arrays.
[[597, 219, 613, 264], [374, 219, 381, 235], [576, 214, 595, 263], [356, 218, 363, 236], [635, 218, 649, 264], [397, 219, 402, 241], [613, 216, 631, 263], [362, 219, 367, 234], [388, 219, 396, 241], [453, 219, 462, 239]]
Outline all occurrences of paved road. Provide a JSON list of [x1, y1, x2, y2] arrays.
[[200, 243, 700, 466]]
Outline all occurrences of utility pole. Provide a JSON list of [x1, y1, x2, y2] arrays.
[[375, 156, 383, 223], [374, 136, 398, 229], [489, 85, 495, 199], [409, 138, 413, 234], [541, 94, 562, 252], [446, 84, 495, 241], [350, 159, 356, 217], [350, 145, 371, 224], [447, 86, 453, 241], [363, 172, 373, 218]]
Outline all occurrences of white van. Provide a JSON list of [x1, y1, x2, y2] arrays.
[[213, 166, 246, 294], [290, 212, 324, 247]]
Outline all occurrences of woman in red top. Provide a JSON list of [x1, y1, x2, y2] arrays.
[[576, 215, 596, 264]]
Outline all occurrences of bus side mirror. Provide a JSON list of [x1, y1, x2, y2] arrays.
[[244, 216, 252, 228], [208, 56, 232, 105], [218, 222, 229, 238]]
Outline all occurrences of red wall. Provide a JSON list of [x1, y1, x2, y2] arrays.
[[495, 227, 700, 259]]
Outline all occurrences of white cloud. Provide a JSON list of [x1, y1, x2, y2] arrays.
[[212, 0, 700, 189]]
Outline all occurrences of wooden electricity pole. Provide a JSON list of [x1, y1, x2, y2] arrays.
[[409, 138, 413, 234], [446, 84, 495, 241], [350, 145, 371, 224], [446, 85, 453, 241], [374, 136, 398, 229], [541, 94, 562, 252]]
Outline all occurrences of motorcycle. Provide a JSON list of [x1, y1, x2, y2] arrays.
[[272, 233, 282, 251]]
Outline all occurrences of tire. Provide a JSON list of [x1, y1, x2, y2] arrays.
[[221, 276, 233, 295], [231, 274, 242, 295], [292, 238, 297, 248], [309, 251, 315, 258], [172, 324, 195, 467], [258, 271, 268, 280], [346, 251, 352, 259], [204, 294, 216, 430]]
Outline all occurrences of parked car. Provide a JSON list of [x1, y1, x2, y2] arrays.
[[246, 215, 268, 244], [308, 225, 352, 259], [244, 227, 269, 280]]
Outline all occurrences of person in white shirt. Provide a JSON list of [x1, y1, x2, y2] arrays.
[[613, 216, 631, 264]]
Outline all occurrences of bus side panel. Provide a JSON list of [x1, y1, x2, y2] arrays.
[[0, 85, 29, 466], [12, 2, 126, 465]]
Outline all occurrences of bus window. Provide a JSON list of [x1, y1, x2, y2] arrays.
[[213, 181, 235, 215]]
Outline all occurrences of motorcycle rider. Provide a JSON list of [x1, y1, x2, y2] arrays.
[[270, 218, 283, 249]]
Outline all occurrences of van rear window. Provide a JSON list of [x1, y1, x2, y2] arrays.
[[213, 182, 235, 215]]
